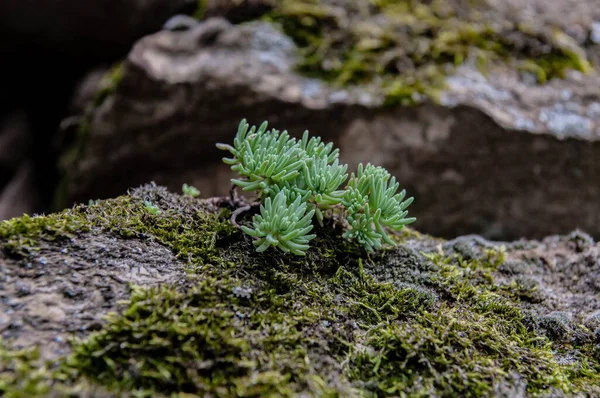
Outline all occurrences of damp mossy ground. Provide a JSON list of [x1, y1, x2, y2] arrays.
[[1, 184, 599, 397], [262, 0, 592, 106]]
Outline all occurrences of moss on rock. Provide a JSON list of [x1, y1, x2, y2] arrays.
[[0, 212, 89, 257], [0, 342, 52, 397], [264, 0, 593, 106], [1, 184, 599, 396]]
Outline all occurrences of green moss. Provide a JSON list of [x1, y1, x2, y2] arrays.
[[91, 63, 124, 108], [80, 196, 238, 267], [3, 185, 600, 396], [330, 261, 436, 325], [517, 60, 549, 84], [0, 341, 52, 397], [0, 211, 89, 256], [3, 185, 234, 261], [498, 276, 544, 303], [194, 0, 207, 20], [265, 0, 593, 106], [345, 306, 568, 396], [66, 280, 341, 397], [0, 338, 114, 397], [421, 250, 600, 396]]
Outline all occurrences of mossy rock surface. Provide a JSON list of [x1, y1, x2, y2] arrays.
[[251, 0, 593, 106], [1, 183, 599, 397]]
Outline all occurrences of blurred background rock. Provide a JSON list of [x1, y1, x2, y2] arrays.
[[0, 0, 599, 240]]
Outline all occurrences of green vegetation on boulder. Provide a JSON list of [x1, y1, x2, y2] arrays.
[[265, 0, 592, 105], [1, 184, 599, 396]]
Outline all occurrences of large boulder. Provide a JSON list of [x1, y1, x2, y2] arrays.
[[1, 184, 600, 396], [63, 0, 600, 240], [63, 18, 358, 206]]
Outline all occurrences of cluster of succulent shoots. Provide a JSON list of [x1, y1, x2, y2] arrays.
[[216, 119, 415, 255]]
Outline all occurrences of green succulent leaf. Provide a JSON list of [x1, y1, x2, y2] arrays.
[[241, 190, 316, 256], [218, 119, 307, 198], [182, 183, 200, 198], [299, 131, 339, 164]]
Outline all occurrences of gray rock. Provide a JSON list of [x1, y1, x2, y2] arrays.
[[0, 111, 37, 221], [65, 11, 600, 240], [0, 159, 38, 221], [163, 14, 200, 32]]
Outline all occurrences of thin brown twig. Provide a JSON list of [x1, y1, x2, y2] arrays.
[[230, 204, 252, 229], [228, 184, 257, 229]]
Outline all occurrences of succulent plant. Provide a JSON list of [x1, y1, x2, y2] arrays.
[[182, 183, 200, 197], [217, 120, 304, 197], [144, 201, 161, 215], [301, 155, 348, 225], [341, 186, 385, 250], [217, 119, 416, 255], [298, 130, 339, 163], [241, 190, 316, 255], [343, 163, 416, 250]]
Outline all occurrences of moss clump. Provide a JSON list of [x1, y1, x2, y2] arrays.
[[0, 338, 113, 398], [67, 279, 341, 397], [265, 0, 592, 106], [421, 250, 600, 396], [345, 307, 567, 396], [0, 211, 89, 256], [0, 341, 52, 397], [78, 189, 239, 267], [3, 184, 234, 262], [2, 184, 600, 396]]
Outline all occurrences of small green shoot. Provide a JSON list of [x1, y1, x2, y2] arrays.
[[144, 201, 161, 215], [182, 183, 201, 198]]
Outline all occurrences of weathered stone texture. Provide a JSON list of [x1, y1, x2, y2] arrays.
[[66, 8, 600, 239]]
